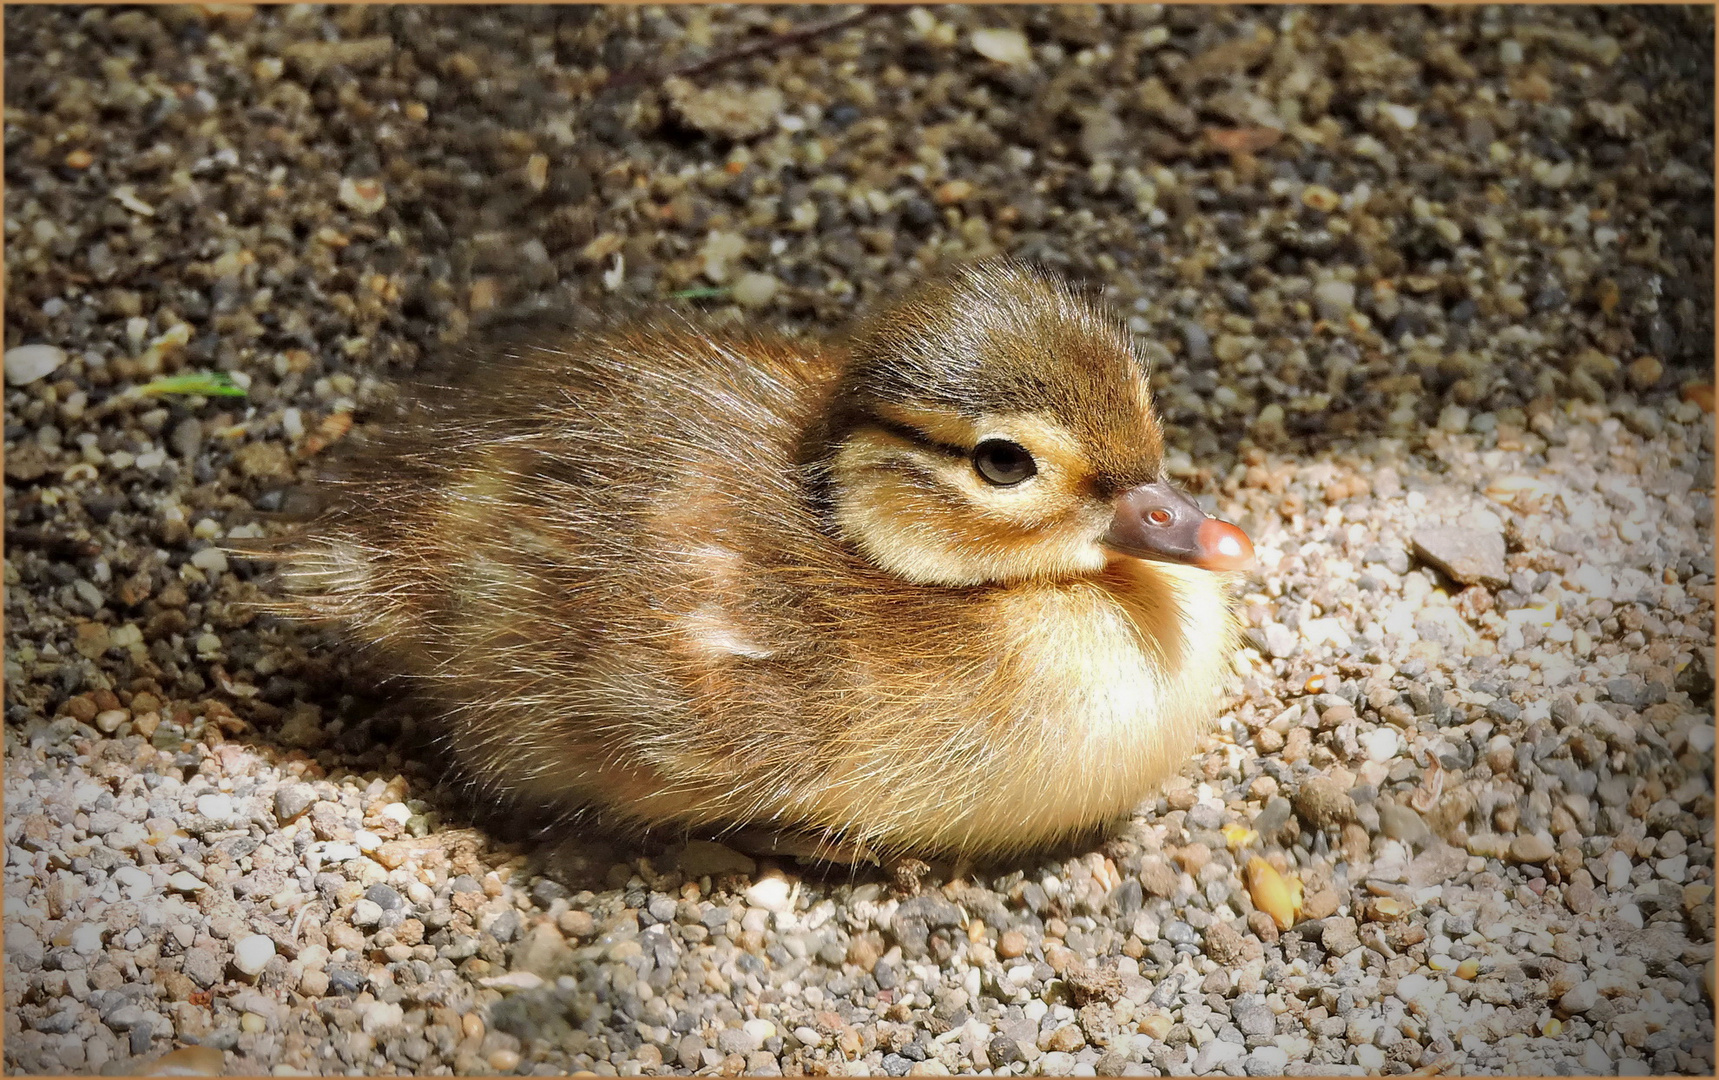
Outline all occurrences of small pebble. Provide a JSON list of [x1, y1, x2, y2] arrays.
[[232, 935, 275, 977], [731, 272, 779, 309], [1359, 728, 1400, 763], [5, 344, 65, 386], [745, 874, 794, 913], [970, 27, 1031, 66]]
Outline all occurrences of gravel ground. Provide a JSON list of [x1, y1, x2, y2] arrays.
[[4, 5, 1715, 1077]]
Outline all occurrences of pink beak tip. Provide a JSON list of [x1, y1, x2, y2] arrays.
[[1196, 517, 1255, 573]]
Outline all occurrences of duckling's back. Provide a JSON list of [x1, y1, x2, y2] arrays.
[[283, 315, 842, 717]]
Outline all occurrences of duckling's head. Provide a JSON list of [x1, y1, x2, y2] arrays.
[[819, 260, 1252, 587]]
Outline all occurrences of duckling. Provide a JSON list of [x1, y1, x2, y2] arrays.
[[272, 259, 1253, 858]]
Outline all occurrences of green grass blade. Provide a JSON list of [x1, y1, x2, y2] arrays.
[[137, 371, 247, 398]]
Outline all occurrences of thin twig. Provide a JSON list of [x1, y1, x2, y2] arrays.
[[604, 5, 894, 91]]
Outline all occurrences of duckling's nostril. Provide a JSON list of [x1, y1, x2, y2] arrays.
[[1147, 508, 1173, 527]]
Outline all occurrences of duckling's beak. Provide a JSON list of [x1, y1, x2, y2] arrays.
[[1103, 481, 1255, 573]]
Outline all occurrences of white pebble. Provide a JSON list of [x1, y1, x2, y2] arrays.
[[113, 866, 152, 897], [1314, 278, 1356, 318], [353, 829, 383, 853], [167, 871, 208, 894], [1359, 728, 1400, 763], [94, 709, 128, 733], [970, 27, 1031, 66], [232, 934, 275, 976], [113, 186, 156, 216], [5, 344, 66, 386], [745, 874, 795, 913], [479, 971, 544, 992], [380, 802, 412, 826], [196, 793, 238, 822], [1606, 850, 1633, 891], [361, 1000, 405, 1033], [1395, 973, 1438, 1004], [1379, 103, 1418, 130], [349, 899, 383, 928], [190, 547, 229, 573], [338, 177, 387, 216], [731, 272, 779, 309], [744, 1019, 777, 1044], [70, 923, 105, 956], [1688, 726, 1716, 755]]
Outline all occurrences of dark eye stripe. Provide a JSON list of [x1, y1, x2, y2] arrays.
[[864, 415, 968, 459]]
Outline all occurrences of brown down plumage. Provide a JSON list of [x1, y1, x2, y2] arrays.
[[263, 259, 1253, 859]]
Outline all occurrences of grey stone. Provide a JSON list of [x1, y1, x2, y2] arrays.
[[1318, 918, 1361, 956], [717, 1027, 760, 1055], [989, 1035, 1025, 1066], [1411, 526, 1508, 587], [1377, 803, 1430, 846], [182, 946, 225, 988], [273, 785, 316, 823], [1235, 1004, 1275, 1038]]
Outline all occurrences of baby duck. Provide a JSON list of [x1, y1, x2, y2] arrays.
[[276, 260, 1252, 858]]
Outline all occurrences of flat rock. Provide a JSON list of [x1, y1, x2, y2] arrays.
[[1412, 526, 1509, 587]]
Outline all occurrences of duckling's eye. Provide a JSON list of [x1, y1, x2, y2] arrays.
[[972, 439, 1037, 486]]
